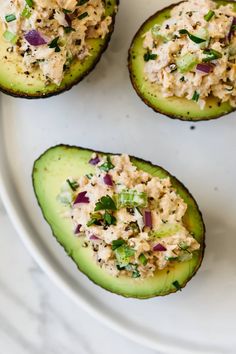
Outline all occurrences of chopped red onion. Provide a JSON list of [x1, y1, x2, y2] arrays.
[[228, 17, 236, 41], [196, 63, 213, 74], [74, 191, 89, 204], [65, 13, 72, 26], [103, 173, 113, 186], [144, 211, 152, 228], [89, 155, 100, 165], [74, 224, 82, 234], [153, 243, 167, 252], [25, 30, 47, 46], [90, 235, 100, 240]]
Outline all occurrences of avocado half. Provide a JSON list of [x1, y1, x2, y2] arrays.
[[128, 0, 236, 121], [32, 145, 205, 298], [0, 0, 118, 99]]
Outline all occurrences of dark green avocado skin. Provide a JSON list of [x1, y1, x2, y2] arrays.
[[32, 144, 205, 299], [128, 0, 236, 121], [0, 0, 119, 99]]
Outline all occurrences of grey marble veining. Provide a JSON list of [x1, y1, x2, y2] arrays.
[[0, 200, 160, 354]]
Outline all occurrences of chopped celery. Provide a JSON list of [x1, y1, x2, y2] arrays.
[[196, 28, 209, 48], [150, 223, 183, 238], [139, 253, 148, 266], [151, 24, 170, 43], [114, 244, 135, 267], [21, 6, 31, 18], [3, 30, 18, 44], [116, 189, 147, 209], [176, 53, 198, 73]]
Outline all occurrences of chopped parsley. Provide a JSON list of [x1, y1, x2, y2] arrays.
[[144, 51, 158, 62], [104, 211, 116, 226], [192, 91, 200, 102], [99, 156, 114, 172], [66, 179, 79, 191], [49, 37, 61, 52], [112, 239, 125, 250], [95, 195, 117, 211], [172, 280, 182, 291]]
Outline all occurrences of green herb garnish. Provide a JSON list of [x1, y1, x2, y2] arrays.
[[104, 211, 116, 226], [66, 179, 78, 191], [64, 27, 75, 34], [112, 239, 125, 250], [5, 14, 16, 23], [192, 91, 200, 102], [95, 195, 117, 211], [179, 29, 206, 44], [204, 10, 215, 22], [144, 51, 158, 62], [99, 156, 114, 172], [172, 280, 182, 291], [87, 212, 103, 226], [203, 49, 222, 62], [77, 0, 89, 5], [49, 37, 61, 52], [78, 12, 89, 20], [86, 173, 93, 179]]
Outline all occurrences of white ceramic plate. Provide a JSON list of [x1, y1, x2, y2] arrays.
[[0, 1, 236, 353]]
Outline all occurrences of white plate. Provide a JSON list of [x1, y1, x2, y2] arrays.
[[0, 1, 236, 353]]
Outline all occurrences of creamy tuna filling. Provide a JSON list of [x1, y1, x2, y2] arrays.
[[143, 0, 236, 109], [0, 0, 112, 85], [58, 154, 200, 279]]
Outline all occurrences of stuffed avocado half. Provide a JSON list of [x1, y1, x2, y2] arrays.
[[32, 145, 205, 298], [0, 0, 118, 99], [128, 0, 236, 121]]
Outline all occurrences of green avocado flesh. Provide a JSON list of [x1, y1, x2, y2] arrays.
[[0, 0, 117, 99], [128, 0, 236, 121], [32, 145, 205, 298]]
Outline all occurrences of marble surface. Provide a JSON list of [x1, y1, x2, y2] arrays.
[[0, 197, 162, 354]]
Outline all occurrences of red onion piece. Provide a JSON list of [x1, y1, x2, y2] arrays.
[[89, 155, 100, 165], [74, 191, 89, 204], [144, 211, 152, 228], [153, 243, 167, 252], [196, 63, 213, 74], [74, 224, 82, 234], [65, 13, 72, 26], [25, 30, 47, 46], [228, 17, 236, 41], [103, 173, 113, 186], [90, 235, 100, 240]]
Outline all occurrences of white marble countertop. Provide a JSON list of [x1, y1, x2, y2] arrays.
[[0, 197, 161, 354]]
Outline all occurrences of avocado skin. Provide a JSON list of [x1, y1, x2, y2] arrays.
[[32, 145, 205, 298], [0, 1, 119, 99], [128, 0, 235, 121]]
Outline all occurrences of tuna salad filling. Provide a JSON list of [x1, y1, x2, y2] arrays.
[[58, 153, 200, 279], [0, 0, 112, 85], [143, 0, 236, 109]]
